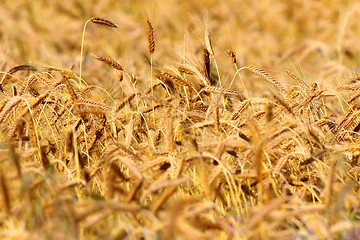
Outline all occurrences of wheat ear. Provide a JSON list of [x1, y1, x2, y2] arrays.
[[1, 64, 37, 90], [94, 55, 123, 71], [146, 15, 156, 120], [91, 17, 117, 28], [75, 98, 112, 112], [203, 48, 211, 83], [146, 17, 155, 55], [247, 65, 287, 96], [201, 85, 245, 99]]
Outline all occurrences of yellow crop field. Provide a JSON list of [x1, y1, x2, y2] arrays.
[[0, 0, 359, 239]]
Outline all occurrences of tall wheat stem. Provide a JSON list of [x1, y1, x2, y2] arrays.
[[79, 18, 92, 83]]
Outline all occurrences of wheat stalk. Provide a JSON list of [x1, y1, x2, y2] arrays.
[[166, 106, 175, 153], [0, 171, 10, 215], [79, 17, 117, 81]]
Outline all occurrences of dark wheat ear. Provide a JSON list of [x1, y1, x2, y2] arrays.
[[91, 17, 117, 28], [146, 17, 155, 55], [203, 48, 211, 83], [94, 56, 123, 71], [2, 64, 37, 80], [160, 70, 193, 88], [1, 64, 37, 93]]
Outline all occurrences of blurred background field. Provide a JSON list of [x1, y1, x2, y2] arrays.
[[2, 0, 360, 89]]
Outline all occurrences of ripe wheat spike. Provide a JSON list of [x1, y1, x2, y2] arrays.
[[75, 98, 112, 111], [146, 17, 155, 55], [247, 65, 287, 96], [203, 48, 211, 81], [160, 70, 193, 88], [1, 64, 37, 85], [202, 85, 245, 99], [91, 17, 117, 28], [94, 55, 123, 71]]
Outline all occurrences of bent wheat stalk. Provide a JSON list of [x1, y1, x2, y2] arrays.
[[79, 17, 117, 81]]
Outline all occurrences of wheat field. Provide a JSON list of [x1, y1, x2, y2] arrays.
[[0, 0, 359, 239]]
